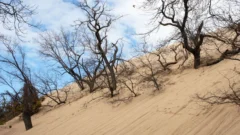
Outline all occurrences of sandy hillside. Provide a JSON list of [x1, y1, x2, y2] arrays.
[[1, 45, 240, 135]]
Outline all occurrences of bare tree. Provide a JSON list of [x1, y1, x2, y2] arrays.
[[74, 0, 123, 97], [196, 70, 240, 106], [0, 0, 35, 36], [0, 0, 36, 130], [38, 28, 107, 94], [138, 54, 161, 91], [38, 29, 85, 90], [117, 61, 138, 97], [205, 0, 240, 65], [142, 0, 215, 68], [119, 77, 138, 97], [154, 44, 181, 71], [35, 72, 70, 106], [79, 56, 105, 93], [0, 40, 39, 130], [143, 0, 240, 68]]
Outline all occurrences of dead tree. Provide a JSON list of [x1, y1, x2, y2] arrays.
[[139, 38, 181, 71], [142, 0, 214, 68], [79, 56, 105, 93], [143, 0, 240, 68], [119, 77, 138, 97], [155, 45, 180, 71], [196, 70, 240, 106], [38, 28, 107, 93], [0, 41, 39, 130], [0, 1, 36, 130], [38, 29, 85, 90], [177, 45, 190, 69], [205, 0, 240, 65], [117, 61, 138, 97], [75, 0, 122, 97], [138, 54, 161, 91], [143, 0, 239, 69], [0, 0, 35, 36], [35, 72, 70, 105]]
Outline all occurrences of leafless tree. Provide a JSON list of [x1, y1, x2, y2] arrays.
[[205, 0, 240, 65], [0, 0, 36, 130], [142, 0, 214, 68], [35, 72, 70, 106], [138, 54, 161, 91], [0, 0, 35, 36], [74, 0, 123, 97], [196, 70, 240, 106], [139, 39, 182, 71], [155, 44, 181, 70], [119, 77, 138, 97], [38, 27, 108, 94], [38, 29, 85, 90], [0, 40, 39, 130], [79, 56, 105, 93], [180, 48, 190, 68], [142, 0, 240, 69], [117, 61, 138, 97]]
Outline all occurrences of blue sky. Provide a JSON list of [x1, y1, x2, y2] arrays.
[[0, 0, 172, 93]]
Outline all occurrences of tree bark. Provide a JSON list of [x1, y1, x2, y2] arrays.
[[22, 111, 32, 130], [110, 87, 114, 98], [207, 48, 240, 66], [193, 51, 201, 69]]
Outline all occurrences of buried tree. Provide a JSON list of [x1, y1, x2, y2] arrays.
[[142, 0, 209, 68], [0, 42, 40, 130], [22, 83, 39, 130], [0, 0, 35, 130], [142, 0, 240, 69], [76, 0, 122, 97], [39, 0, 123, 97]]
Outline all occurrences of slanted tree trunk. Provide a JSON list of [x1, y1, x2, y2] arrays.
[[22, 82, 38, 130], [22, 111, 32, 130], [207, 48, 240, 66]]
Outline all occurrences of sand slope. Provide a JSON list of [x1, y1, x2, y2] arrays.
[[1, 58, 240, 135]]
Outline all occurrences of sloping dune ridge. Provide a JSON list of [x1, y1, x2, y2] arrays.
[[1, 46, 240, 135]]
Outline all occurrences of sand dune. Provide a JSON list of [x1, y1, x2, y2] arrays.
[[1, 41, 240, 135], [1, 58, 240, 135]]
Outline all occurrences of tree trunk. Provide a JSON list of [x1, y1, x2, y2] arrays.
[[22, 111, 32, 130], [89, 84, 94, 93], [207, 48, 240, 66], [76, 80, 84, 90], [193, 51, 201, 69], [110, 87, 114, 97], [102, 56, 117, 97]]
